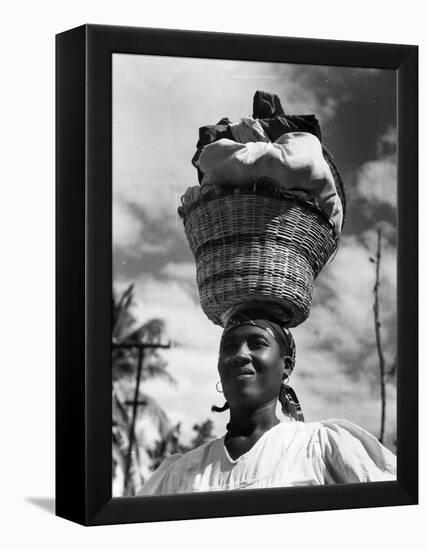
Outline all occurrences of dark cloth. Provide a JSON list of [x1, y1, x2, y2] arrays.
[[191, 117, 234, 183], [252, 90, 322, 142], [253, 90, 286, 118], [191, 115, 322, 183], [191, 91, 323, 183], [195, 117, 234, 149], [258, 114, 322, 142]]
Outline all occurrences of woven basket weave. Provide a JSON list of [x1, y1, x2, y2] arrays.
[[180, 182, 338, 328]]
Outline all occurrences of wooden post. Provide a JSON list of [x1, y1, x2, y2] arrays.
[[124, 346, 144, 494], [115, 341, 172, 495], [373, 227, 386, 443]]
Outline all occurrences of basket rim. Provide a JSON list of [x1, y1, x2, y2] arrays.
[[179, 179, 338, 236]]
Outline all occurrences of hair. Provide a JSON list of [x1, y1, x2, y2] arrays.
[[211, 402, 230, 413]]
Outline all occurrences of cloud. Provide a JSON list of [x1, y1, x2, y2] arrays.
[[113, 201, 180, 258], [112, 55, 357, 254], [278, 66, 385, 126], [114, 273, 226, 439], [124, 275, 222, 350], [161, 261, 196, 282], [355, 126, 397, 208], [290, 232, 396, 436], [285, 232, 397, 446], [295, 362, 396, 448], [356, 159, 397, 207], [141, 347, 228, 442], [377, 125, 397, 156], [113, 200, 143, 250]]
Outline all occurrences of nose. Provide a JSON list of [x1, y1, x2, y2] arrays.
[[231, 342, 251, 366]]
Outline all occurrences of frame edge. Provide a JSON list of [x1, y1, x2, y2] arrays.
[[55, 24, 88, 525]]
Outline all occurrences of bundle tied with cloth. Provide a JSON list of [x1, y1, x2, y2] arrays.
[[178, 91, 346, 328]]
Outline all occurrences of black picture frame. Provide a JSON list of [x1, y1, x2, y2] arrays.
[[56, 24, 418, 526]]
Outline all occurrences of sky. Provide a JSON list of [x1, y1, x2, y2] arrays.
[[112, 54, 397, 449]]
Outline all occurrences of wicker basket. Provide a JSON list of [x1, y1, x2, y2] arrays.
[[180, 180, 339, 328]]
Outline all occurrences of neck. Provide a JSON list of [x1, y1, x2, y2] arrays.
[[226, 400, 279, 436]]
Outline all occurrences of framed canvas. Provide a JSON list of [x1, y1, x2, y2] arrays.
[[56, 24, 418, 526]]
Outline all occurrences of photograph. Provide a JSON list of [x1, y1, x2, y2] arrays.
[[111, 53, 398, 498]]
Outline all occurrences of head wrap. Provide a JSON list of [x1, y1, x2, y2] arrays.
[[222, 309, 296, 370]]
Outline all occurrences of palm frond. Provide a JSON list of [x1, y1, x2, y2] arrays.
[[135, 393, 172, 437], [112, 284, 138, 342], [141, 362, 177, 385], [126, 318, 166, 345]]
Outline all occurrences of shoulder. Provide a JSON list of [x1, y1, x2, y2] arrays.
[[266, 419, 322, 451], [318, 418, 392, 451], [137, 453, 181, 496], [137, 437, 220, 496], [276, 419, 322, 438], [173, 437, 220, 471], [316, 418, 396, 483]]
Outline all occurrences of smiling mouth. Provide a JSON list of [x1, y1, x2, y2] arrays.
[[231, 369, 255, 378]]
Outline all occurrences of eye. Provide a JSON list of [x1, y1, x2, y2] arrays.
[[219, 339, 234, 354], [250, 337, 269, 348]]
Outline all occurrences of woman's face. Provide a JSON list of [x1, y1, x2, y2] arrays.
[[218, 324, 286, 410]]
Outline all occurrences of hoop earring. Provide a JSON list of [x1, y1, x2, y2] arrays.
[[282, 373, 290, 386], [216, 381, 223, 394]]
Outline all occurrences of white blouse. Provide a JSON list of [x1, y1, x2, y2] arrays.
[[138, 419, 396, 496]]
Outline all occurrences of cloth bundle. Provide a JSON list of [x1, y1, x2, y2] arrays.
[[189, 131, 342, 234], [182, 91, 345, 235]]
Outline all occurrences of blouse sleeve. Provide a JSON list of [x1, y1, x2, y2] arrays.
[[137, 454, 181, 496], [318, 419, 396, 484]]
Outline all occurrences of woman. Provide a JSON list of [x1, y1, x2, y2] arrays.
[[138, 309, 396, 495]]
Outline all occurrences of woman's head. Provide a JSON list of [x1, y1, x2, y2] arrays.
[[216, 310, 295, 413]]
